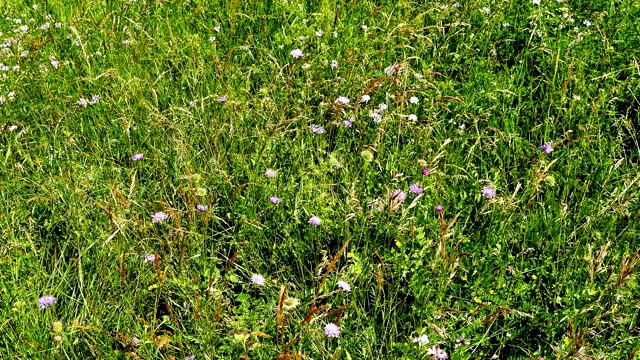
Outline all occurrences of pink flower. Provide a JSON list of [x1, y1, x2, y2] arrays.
[[132, 153, 144, 161], [309, 216, 321, 226], [337, 280, 351, 292], [290, 49, 304, 59], [324, 323, 340, 337]]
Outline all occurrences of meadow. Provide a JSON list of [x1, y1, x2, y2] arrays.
[[1, 0, 639, 359]]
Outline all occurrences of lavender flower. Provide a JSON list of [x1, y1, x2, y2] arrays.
[[435, 204, 444, 212], [310, 124, 325, 134], [391, 189, 407, 203], [269, 197, 281, 204], [265, 169, 276, 178], [290, 49, 304, 59], [143, 253, 156, 263], [152, 212, 168, 223], [342, 120, 352, 128], [324, 323, 340, 338], [422, 167, 430, 176], [217, 96, 227, 103], [251, 273, 265, 286], [409, 183, 423, 195], [132, 153, 144, 161], [336, 96, 350, 105], [481, 186, 496, 199], [38, 295, 56, 309], [309, 216, 321, 226], [539, 141, 554, 154], [413, 334, 429, 346], [337, 280, 351, 292], [186, 357, 194, 360], [196, 204, 208, 212]]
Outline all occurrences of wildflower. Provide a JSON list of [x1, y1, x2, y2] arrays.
[[189, 99, 198, 107], [336, 96, 350, 105], [331, 60, 338, 69], [143, 253, 156, 263], [132, 153, 144, 161], [342, 119, 352, 128], [214, 26, 220, 32], [196, 204, 208, 212], [310, 124, 325, 134], [77, 98, 88, 107], [435, 204, 444, 212], [480, 7, 491, 14], [132, 337, 140, 347], [217, 96, 227, 103], [283, 296, 300, 310], [186, 357, 194, 360], [38, 295, 56, 309], [337, 280, 351, 292], [333, 31, 338, 38], [308, 216, 321, 226], [265, 169, 276, 178], [532, 0, 540, 4], [269, 197, 281, 204], [391, 189, 406, 203], [52, 321, 63, 333], [481, 186, 496, 199], [251, 273, 265, 286], [55, 22, 61, 28], [409, 96, 419, 104], [384, 64, 401, 76], [422, 167, 430, 175], [361, 150, 374, 162], [409, 183, 423, 195], [427, 346, 448, 359], [315, 30, 324, 37], [209, 36, 216, 42], [298, 35, 306, 41], [20, 25, 29, 32], [408, 114, 418, 122], [413, 334, 429, 346], [54, 335, 62, 342], [258, 211, 264, 217], [152, 212, 168, 223], [539, 141, 554, 154], [324, 323, 340, 338], [361, 24, 368, 30], [583, 20, 591, 26], [123, 39, 130, 45], [290, 49, 304, 59], [492, 355, 499, 359], [361, 94, 370, 103]]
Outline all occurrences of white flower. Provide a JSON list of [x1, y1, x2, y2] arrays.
[[336, 280, 351, 292], [361, 95, 370, 103], [290, 49, 304, 59], [481, 7, 491, 14], [413, 334, 429, 346], [336, 96, 350, 105], [214, 26, 220, 32], [583, 20, 591, 26], [331, 60, 338, 69], [532, 0, 540, 4], [315, 30, 324, 37], [408, 114, 417, 122], [209, 36, 216, 42], [361, 24, 368, 30], [409, 96, 419, 104]]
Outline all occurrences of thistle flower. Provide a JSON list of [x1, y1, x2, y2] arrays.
[[251, 273, 265, 286], [481, 186, 496, 199], [391, 189, 407, 203], [265, 169, 276, 178], [413, 334, 429, 346], [38, 295, 56, 309], [143, 253, 156, 263], [283, 296, 300, 310], [336, 96, 350, 105], [337, 280, 351, 292], [196, 204, 208, 212], [152, 212, 168, 223], [269, 197, 281, 204], [132, 153, 144, 161], [422, 167, 430, 176], [539, 141, 554, 154], [409, 183, 423, 195], [435, 204, 444, 212], [290, 49, 304, 59], [309, 216, 321, 226], [324, 323, 340, 338]]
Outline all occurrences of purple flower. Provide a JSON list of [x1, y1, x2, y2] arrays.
[[269, 197, 281, 204], [143, 253, 156, 263], [186, 357, 195, 360], [427, 346, 448, 360], [310, 124, 325, 134], [265, 169, 276, 178], [90, 95, 100, 104], [336, 96, 350, 105], [309, 216, 321, 226], [152, 212, 168, 223], [539, 141, 554, 154], [77, 98, 88, 107], [196, 204, 208, 212], [481, 186, 496, 199], [38, 295, 56, 309], [251, 273, 265, 286], [131, 337, 140, 347], [413, 334, 429, 346], [422, 167, 430, 176], [337, 280, 351, 292], [290, 49, 304, 59], [409, 183, 423, 195], [342, 120, 352, 128], [258, 211, 264, 217], [132, 153, 144, 161], [324, 323, 340, 338], [391, 189, 407, 203], [217, 96, 227, 103], [435, 204, 444, 212]]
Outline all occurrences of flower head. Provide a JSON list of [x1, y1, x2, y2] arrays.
[[391, 189, 407, 203], [409, 183, 424, 195], [290, 49, 304, 59], [409, 96, 419, 104], [196, 204, 208, 212], [342, 120, 352, 128], [539, 141, 554, 154], [324, 323, 340, 338], [337, 280, 351, 292], [217, 96, 227, 103], [152, 212, 168, 223], [283, 296, 300, 310], [361, 94, 371, 103], [408, 114, 418, 122], [131, 337, 140, 347], [265, 169, 276, 178], [269, 196, 281, 204], [413, 334, 429, 346], [481, 186, 496, 199], [427, 346, 448, 359], [309, 216, 321, 226], [38, 295, 56, 309], [251, 273, 265, 286], [422, 167, 430, 176], [331, 60, 338, 69], [336, 96, 350, 105], [435, 204, 444, 212], [310, 124, 325, 134], [77, 98, 88, 107], [143, 253, 156, 263], [132, 153, 144, 161]]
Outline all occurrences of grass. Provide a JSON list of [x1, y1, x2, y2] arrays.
[[1, 0, 639, 359]]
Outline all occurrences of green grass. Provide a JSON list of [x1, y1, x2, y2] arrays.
[[1, 0, 639, 359]]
